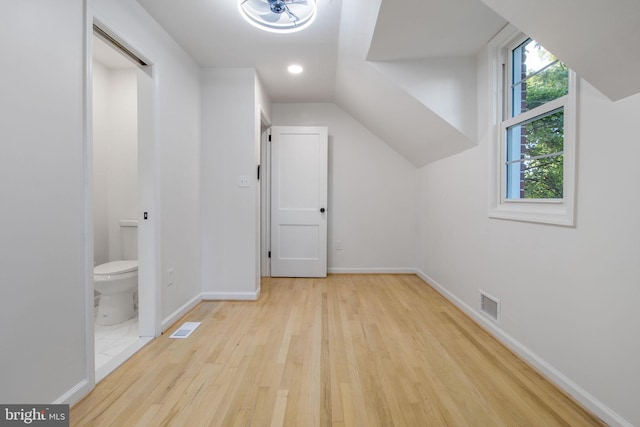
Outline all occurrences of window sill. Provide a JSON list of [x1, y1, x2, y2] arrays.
[[489, 202, 575, 227]]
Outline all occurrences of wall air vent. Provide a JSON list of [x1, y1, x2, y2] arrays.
[[480, 290, 500, 322]]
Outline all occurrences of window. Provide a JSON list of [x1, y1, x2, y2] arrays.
[[489, 26, 577, 226]]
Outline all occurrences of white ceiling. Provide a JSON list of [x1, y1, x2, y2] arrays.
[[134, 0, 508, 166], [135, 0, 505, 103], [136, 0, 343, 102], [479, 0, 640, 102], [133, 0, 640, 166], [367, 0, 506, 61]]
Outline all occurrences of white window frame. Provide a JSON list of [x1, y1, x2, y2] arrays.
[[488, 25, 578, 226]]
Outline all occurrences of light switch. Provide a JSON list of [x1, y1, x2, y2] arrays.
[[239, 175, 250, 187]]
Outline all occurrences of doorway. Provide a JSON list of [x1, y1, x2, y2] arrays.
[[268, 126, 328, 278], [90, 25, 158, 383]]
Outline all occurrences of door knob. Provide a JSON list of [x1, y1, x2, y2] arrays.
[[320, 208, 326, 213]]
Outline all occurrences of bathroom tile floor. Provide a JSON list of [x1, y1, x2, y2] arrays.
[[94, 311, 139, 372]]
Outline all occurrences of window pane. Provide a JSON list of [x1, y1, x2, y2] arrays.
[[523, 155, 563, 199], [506, 110, 564, 199], [521, 39, 555, 76], [512, 39, 569, 117]]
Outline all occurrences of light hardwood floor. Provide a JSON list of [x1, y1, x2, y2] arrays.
[[72, 274, 604, 426]]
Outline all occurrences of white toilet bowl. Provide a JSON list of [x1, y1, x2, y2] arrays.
[[94, 260, 138, 326]]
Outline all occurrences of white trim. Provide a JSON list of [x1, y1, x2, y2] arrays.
[[160, 294, 203, 332], [260, 122, 271, 278], [488, 25, 578, 227], [55, 379, 92, 407], [82, 0, 96, 401], [415, 269, 633, 427], [502, 96, 566, 128], [328, 267, 418, 274], [132, 36, 161, 340], [202, 290, 261, 301]]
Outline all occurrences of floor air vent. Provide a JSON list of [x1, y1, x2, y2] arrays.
[[169, 321, 201, 339], [480, 291, 500, 322]]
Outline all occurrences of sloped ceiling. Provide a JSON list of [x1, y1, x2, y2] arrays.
[[136, 0, 506, 167], [135, 0, 640, 167], [334, 55, 475, 167], [368, 0, 506, 60], [479, 0, 640, 101], [333, 0, 505, 166]]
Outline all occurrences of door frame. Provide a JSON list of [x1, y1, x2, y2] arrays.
[[260, 117, 271, 277], [84, 18, 160, 390]]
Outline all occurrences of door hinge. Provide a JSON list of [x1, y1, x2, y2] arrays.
[[268, 134, 272, 142], [257, 164, 260, 180], [268, 251, 271, 258]]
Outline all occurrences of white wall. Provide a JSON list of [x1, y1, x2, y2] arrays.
[[92, 62, 138, 265], [201, 68, 261, 299], [272, 103, 418, 272], [93, 0, 202, 329], [371, 56, 478, 141], [0, 0, 87, 403], [256, 74, 272, 125], [0, 0, 203, 405], [93, 61, 111, 266], [106, 69, 138, 261], [417, 43, 640, 426], [335, 0, 477, 168]]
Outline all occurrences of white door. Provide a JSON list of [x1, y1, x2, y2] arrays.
[[270, 126, 328, 277]]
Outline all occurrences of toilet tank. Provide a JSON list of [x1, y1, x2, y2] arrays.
[[119, 219, 138, 261]]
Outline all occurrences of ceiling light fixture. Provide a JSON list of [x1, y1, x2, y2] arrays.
[[288, 64, 304, 74], [238, 0, 317, 34]]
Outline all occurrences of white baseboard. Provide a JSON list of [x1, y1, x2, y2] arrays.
[[415, 269, 632, 427], [55, 379, 91, 407], [328, 267, 418, 274], [202, 290, 260, 301], [161, 294, 203, 332]]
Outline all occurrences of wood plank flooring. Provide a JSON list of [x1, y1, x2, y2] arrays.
[[71, 274, 604, 426]]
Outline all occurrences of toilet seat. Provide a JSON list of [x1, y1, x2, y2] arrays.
[[94, 260, 138, 276], [94, 260, 138, 326]]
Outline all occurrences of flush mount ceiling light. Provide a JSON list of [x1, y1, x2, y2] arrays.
[[238, 0, 317, 33], [288, 64, 304, 74]]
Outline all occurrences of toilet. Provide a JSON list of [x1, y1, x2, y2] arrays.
[[94, 220, 138, 326], [94, 260, 138, 325]]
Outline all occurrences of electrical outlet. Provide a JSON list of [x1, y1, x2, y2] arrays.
[[239, 175, 250, 187], [335, 240, 343, 250], [167, 268, 174, 287]]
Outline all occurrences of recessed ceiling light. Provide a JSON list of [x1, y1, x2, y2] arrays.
[[288, 64, 304, 74], [238, 0, 317, 34]]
